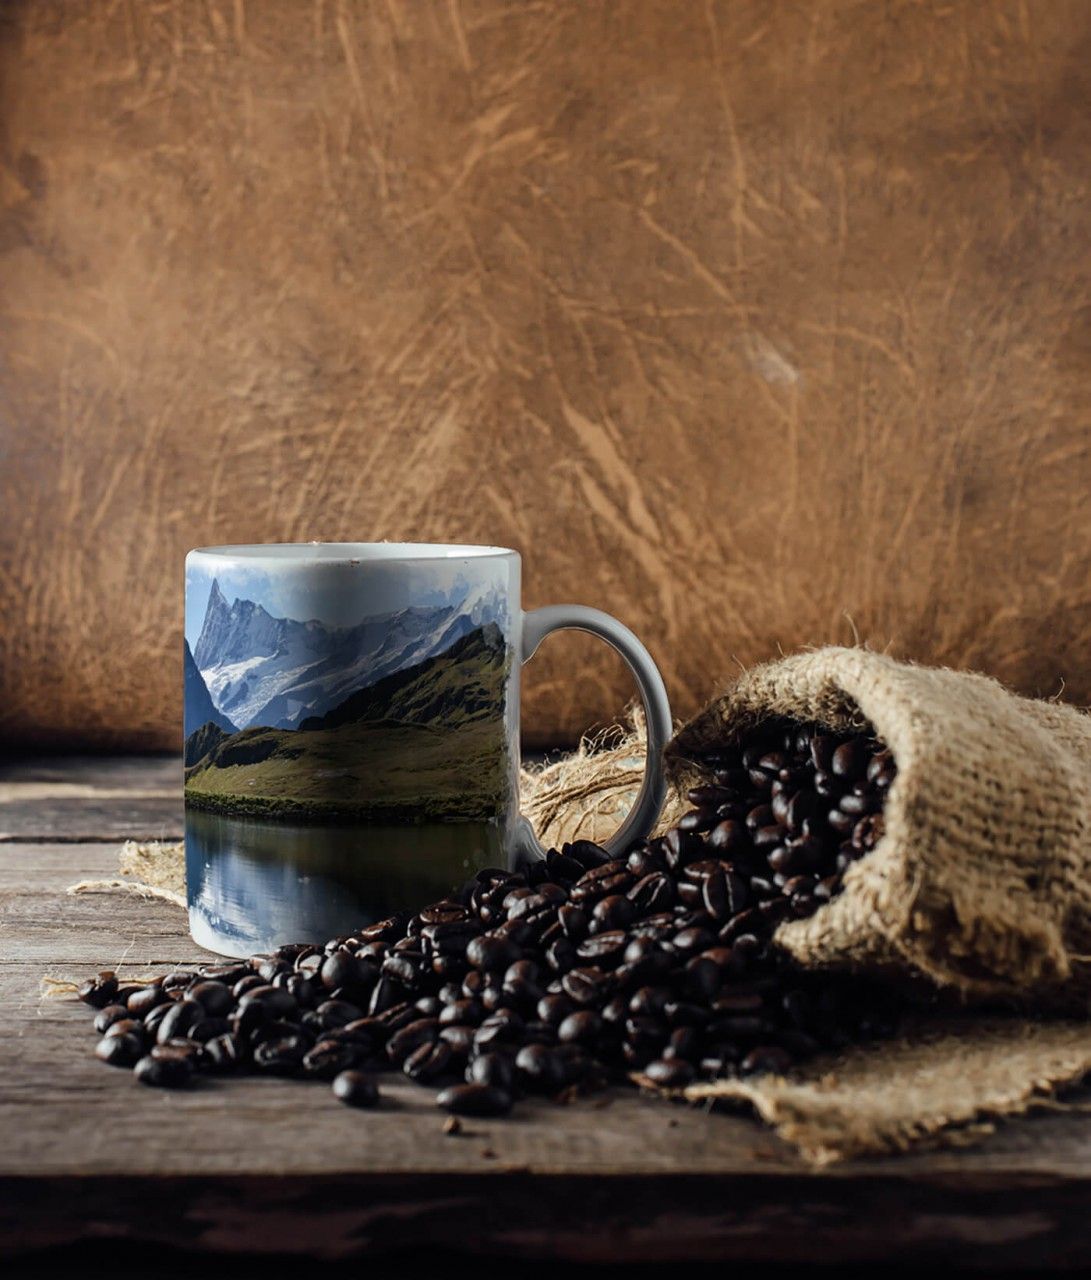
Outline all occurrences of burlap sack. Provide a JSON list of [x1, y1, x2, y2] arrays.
[[665, 646, 1091, 1009]]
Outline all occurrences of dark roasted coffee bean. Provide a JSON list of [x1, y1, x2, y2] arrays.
[[466, 934, 519, 973], [332, 1070, 380, 1108], [809, 734, 835, 771], [564, 840, 613, 870], [404, 1039, 452, 1083], [624, 1016, 668, 1054], [238, 984, 297, 1020], [440, 998, 483, 1027], [315, 999, 363, 1030], [662, 828, 702, 869], [562, 967, 610, 1006], [545, 851, 584, 882], [155, 999, 204, 1044], [537, 992, 577, 1027], [437, 1081, 512, 1116], [677, 808, 718, 833], [467, 1052, 514, 1092], [232, 973, 265, 999], [142, 1002, 173, 1040], [546, 937, 578, 974], [643, 1057, 694, 1087], [672, 926, 714, 955], [386, 1018, 439, 1064], [577, 930, 628, 964], [204, 1033, 244, 1072], [557, 903, 590, 941], [557, 1010, 601, 1045], [439, 1023, 475, 1056], [629, 985, 670, 1018], [745, 804, 774, 832], [708, 819, 749, 855], [253, 1035, 309, 1076], [126, 985, 168, 1018], [198, 962, 250, 984], [93, 1004, 131, 1034], [663, 1026, 700, 1062], [187, 980, 234, 1018], [831, 739, 866, 780], [515, 1043, 567, 1093], [190, 1013, 229, 1044], [759, 896, 794, 926], [627, 872, 674, 914], [134, 1053, 192, 1088], [78, 971, 119, 1009], [591, 894, 636, 933], [95, 1032, 142, 1066], [684, 954, 722, 1000], [368, 976, 409, 1015]]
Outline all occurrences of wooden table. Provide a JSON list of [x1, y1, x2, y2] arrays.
[[4, 757, 1091, 1267]]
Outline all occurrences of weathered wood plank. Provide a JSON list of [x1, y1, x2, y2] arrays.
[[0, 796, 182, 842], [5, 767, 1091, 1261], [0, 755, 179, 791]]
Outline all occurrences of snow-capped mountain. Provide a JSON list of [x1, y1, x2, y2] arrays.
[[183, 639, 237, 736], [193, 578, 508, 731]]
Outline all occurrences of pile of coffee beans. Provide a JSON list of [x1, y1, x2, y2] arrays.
[[78, 719, 906, 1118]]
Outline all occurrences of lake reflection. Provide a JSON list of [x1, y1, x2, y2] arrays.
[[186, 805, 504, 956]]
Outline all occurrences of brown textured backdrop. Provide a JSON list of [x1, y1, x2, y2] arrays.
[[1, 0, 1089, 752]]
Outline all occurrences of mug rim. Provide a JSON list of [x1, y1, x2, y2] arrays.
[[188, 541, 519, 563]]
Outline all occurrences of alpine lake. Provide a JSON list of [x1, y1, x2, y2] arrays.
[[185, 804, 504, 956]]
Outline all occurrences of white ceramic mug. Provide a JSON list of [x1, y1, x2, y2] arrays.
[[184, 542, 671, 956]]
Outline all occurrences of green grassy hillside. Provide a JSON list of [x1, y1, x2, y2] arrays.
[[183, 625, 512, 822]]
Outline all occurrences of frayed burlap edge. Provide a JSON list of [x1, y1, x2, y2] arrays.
[[68, 839, 186, 907], [638, 1017, 1091, 1165]]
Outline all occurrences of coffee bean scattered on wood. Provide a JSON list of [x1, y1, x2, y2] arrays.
[[78, 719, 907, 1118]]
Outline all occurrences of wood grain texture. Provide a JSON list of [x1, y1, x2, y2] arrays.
[[4, 761, 1091, 1263], [1, 1, 1089, 751]]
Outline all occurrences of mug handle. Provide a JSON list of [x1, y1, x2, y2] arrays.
[[517, 605, 672, 861]]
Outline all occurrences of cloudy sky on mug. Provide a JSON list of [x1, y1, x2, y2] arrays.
[[184, 555, 511, 649]]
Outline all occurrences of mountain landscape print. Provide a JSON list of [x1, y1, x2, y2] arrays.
[[183, 566, 513, 824]]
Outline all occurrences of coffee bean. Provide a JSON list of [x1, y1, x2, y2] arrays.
[[78, 971, 119, 1009], [467, 1052, 515, 1092], [557, 1010, 601, 1045], [831, 739, 866, 780], [253, 1035, 309, 1075], [126, 985, 168, 1018], [134, 1053, 192, 1088], [562, 967, 611, 1006], [332, 1070, 380, 1108], [93, 1004, 131, 1034], [643, 1058, 694, 1087], [95, 1032, 142, 1066], [436, 1082, 512, 1117], [514, 1044, 567, 1093], [156, 999, 204, 1043], [199, 1033, 242, 1072], [404, 1039, 452, 1083]]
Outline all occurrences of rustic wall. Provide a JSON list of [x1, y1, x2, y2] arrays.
[[1, 0, 1089, 752]]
